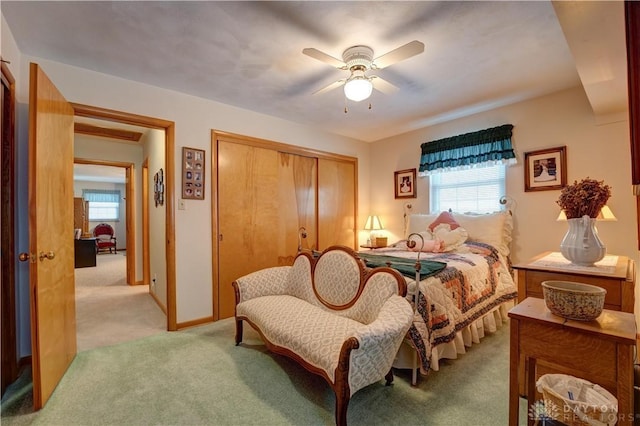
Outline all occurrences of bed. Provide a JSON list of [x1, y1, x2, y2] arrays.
[[357, 207, 518, 384]]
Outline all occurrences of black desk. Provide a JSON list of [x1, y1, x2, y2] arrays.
[[74, 238, 97, 268]]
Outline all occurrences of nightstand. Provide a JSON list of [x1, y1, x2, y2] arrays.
[[359, 244, 378, 249], [512, 251, 635, 313], [508, 297, 636, 425]]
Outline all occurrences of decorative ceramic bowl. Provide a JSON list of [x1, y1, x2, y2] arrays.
[[541, 281, 606, 321]]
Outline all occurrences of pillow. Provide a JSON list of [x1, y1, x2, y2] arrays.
[[431, 223, 468, 252], [406, 213, 438, 236], [407, 232, 444, 253], [451, 211, 513, 256], [428, 211, 460, 231]]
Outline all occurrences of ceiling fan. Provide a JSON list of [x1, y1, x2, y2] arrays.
[[302, 40, 425, 102]]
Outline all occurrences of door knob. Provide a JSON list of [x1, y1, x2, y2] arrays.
[[18, 252, 31, 262], [38, 251, 55, 262]]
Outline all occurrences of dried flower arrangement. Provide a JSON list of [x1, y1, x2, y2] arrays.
[[556, 177, 611, 219]]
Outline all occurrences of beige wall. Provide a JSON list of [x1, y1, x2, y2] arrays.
[[143, 129, 167, 306], [371, 86, 638, 313]]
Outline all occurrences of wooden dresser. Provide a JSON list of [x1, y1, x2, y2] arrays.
[[512, 251, 635, 312]]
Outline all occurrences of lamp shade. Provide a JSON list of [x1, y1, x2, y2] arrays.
[[557, 205, 617, 221], [596, 205, 617, 221], [364, 215, 383, 230], [344, 75, 373, 102]]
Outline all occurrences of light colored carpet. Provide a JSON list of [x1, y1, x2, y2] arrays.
[[3, 254, 531, 424], [1, 318, 530, 425], [75, 252, 166, 351]]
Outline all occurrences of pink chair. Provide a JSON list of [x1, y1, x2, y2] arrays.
[[93, 223, 117, 254]]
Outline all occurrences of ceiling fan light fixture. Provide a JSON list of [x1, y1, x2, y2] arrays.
[[344, 68, 373, 102], [344, 78, 372, 102], [303, 41, 423, 103]]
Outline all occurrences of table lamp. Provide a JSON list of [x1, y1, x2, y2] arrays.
[[364, 215, 385, 247]]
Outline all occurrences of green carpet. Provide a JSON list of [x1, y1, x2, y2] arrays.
[[1, 318, 528, 425]]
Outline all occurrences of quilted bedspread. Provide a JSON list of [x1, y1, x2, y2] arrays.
[[360, 242, 518, 372]]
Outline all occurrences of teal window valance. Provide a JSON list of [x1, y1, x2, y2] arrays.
[[83, 189, 121, 203], [419, 124, 516, 175]]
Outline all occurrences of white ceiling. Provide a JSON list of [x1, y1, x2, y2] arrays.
[[1, 1, 628, 143]]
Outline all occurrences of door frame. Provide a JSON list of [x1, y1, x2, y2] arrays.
[[625, 1, 640, 248], [73, 158, 136, 285], [72, 103, 177, 330], [1, 59, 18, 396]]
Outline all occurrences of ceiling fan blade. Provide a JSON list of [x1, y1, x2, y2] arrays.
[[302, 48, 346, 69], [370, 76, 399, 95], [372, 40, 425, 69], [313, 79, 346, 95]]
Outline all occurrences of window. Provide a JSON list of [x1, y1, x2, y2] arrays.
[[429, 163, 505, 214], [83, 189, 121, 221]]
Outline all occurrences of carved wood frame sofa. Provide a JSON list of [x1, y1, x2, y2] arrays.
[[232, 246, 413, 426]]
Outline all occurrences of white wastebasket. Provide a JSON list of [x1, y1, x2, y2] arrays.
[[536, 374, 618, 425]]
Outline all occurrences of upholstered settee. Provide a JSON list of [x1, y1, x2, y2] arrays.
[[233, 245, 413, 426]]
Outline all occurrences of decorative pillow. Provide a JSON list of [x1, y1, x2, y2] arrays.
[[451, 211, 513, 256], [428, 211, 460, 231], [407, 231, 444, 253], [431, 223, 468, 252]]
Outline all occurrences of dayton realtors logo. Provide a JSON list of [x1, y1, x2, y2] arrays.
[[528, 399, 560, 423]]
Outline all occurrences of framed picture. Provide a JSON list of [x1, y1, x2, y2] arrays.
[[182, 147, 205, 200], [524, 146, 567, 192], [394, 168, 417, 199], [153, 168, 164, 207]]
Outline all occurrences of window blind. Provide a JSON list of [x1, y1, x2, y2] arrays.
[[83, 189, 121, 221], [430, 163, 505, 214]]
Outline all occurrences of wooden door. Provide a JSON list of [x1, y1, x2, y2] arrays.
[[214, 133, 355, 319], [277, 152, 317, 263], [216, 142, 318, 319], [217, 141, 279, 319], [28, 63, 76, 409], [317, 158, 356, 249]]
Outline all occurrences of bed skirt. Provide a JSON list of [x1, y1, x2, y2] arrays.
[[393, 298, 515, 378]]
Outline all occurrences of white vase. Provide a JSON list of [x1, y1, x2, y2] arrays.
[[560, 215, 606, 266]]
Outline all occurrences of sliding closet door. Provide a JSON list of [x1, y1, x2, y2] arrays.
[[277, 152, 317, 263], [217, 142, 318, 319], [214, 132, 356, 320], [317, 158, 356, 250], [218, 141, 279, 320]]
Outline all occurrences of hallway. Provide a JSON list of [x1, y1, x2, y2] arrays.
[[75, 252, 166, 352]]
